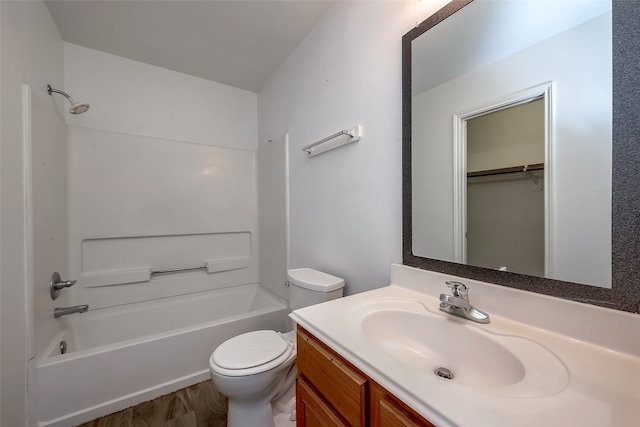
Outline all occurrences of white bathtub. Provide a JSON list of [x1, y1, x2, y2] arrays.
[[35, 283, 289, 427]]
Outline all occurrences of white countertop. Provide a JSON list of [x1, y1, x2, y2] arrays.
[[290, 264, 640, 427]]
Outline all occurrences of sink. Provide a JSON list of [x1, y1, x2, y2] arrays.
[[361, 309, 524, 387], [349, 299, 569, 398]]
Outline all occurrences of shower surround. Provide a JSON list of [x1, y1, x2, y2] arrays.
[[29, 43, 274, 425]]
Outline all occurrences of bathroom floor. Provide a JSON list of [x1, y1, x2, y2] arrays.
[[76, 379, 297, 427], [76, 380, 227, 427]]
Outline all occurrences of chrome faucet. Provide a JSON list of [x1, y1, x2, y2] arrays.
[[439, 281, 490, 324], [54, 304, 89, 319], [49, 271, 77, 300]]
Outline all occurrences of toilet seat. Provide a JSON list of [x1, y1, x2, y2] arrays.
[[210, 330, 293, 377]]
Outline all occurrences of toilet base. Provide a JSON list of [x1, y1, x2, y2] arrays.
[[223, 372, 296, 427], [228, 397, 276, 427], [272, 380, 296, 426], [219, 362, 297, 427]]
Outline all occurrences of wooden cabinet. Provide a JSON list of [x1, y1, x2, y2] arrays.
[[297, 326, 367, 426], [296, 326, 435, 427], [371, 382, 433, 427], [297, 378, 349, 427]]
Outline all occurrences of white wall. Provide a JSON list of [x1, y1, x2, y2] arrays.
[[258, 1, 448, 297], [64, 43, 257, 149], [412, 13, 612, 287], [0, 2, 65, 425], [63, 44, 259, 309]]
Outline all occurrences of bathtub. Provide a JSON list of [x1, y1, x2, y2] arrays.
[[34, 283, 289, 427]]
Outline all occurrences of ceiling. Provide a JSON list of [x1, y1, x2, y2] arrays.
[[45, 0, 334, 93]]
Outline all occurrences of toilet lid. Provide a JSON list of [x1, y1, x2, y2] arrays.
[[213, 330, 291, 371]]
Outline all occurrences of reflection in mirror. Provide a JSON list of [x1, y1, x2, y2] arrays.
[[466, 97, 545, 277], [410, 0, 612, 288]]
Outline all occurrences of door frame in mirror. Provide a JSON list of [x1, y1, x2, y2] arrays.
[[402, 0, 640, 313], [451, 82, 552, 269]]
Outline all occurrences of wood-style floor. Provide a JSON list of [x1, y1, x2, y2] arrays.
[[77, 380, 227, 427]]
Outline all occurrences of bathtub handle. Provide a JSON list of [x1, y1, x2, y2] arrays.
[[53, 279, 77, 290], [50, 272, 77, 300]]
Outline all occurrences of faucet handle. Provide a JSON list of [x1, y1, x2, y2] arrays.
[[445, 281, 468, 298], [50, 272, 77, 300], [52, 279, 77, 290]]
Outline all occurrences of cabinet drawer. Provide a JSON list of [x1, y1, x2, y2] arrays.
[[297, 327, 367, 426]]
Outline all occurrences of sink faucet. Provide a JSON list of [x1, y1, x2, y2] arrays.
[[54, 304, 89, 319], [439, 281, 490, 324]]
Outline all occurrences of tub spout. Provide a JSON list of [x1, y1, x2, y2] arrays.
[[54, 304, 89, 319]]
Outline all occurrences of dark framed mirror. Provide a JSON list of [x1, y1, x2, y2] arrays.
[[403, 0, 639, 312]]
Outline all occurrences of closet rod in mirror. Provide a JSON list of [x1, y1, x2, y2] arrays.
[[467, 163, 544, 178]]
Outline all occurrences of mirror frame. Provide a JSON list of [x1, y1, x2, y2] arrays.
[[402, 0, 640, 313]]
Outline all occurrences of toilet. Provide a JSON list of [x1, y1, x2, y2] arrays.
[[209, 268, 345, 427]]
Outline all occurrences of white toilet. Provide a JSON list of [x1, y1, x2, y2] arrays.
[[209, 268, 345, 427]]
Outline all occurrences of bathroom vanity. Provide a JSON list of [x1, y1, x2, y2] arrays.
[[296, 326, 434, 426], [291, 264, 640, 427]]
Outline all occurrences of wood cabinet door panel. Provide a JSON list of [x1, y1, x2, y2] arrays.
[[297, 328, 367, 426], [297, 378, 349, 427], [371, 382, 435, 427], [378, 397, 426, 427]]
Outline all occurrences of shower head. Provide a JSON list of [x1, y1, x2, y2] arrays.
[[47, 84, 90, 115], [69, 101, 90, 115]]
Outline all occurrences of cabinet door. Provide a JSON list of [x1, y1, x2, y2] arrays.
[[371, 383, 435, 427], [297, 379, 349, 427], [377, 397, 427, 427], [297, 328, 367, 426]]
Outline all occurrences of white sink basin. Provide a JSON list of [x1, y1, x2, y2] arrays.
[[349, 299, 569, 398], [362, 309, 524, 387]]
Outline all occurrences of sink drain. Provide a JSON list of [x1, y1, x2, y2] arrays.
[[59, 340, 67, 355], [434, 367, 454, 380]]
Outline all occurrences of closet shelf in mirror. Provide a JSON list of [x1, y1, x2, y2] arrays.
[[467, 163, 544, 178]]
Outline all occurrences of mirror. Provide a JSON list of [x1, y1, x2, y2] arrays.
[[403, 0, 640, 312]]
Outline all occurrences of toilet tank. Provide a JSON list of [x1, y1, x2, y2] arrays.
[[287, 268, 345, 311]]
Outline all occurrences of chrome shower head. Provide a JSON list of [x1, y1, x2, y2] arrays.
[[47, 84, 90, 115]]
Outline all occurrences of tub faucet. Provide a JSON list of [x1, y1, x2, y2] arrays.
[[439, 281, 490, 324], [54, 304, 89, 319]]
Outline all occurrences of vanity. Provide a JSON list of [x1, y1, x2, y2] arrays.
[[291, 264, 640, 427], [296, 325, 434, 426]]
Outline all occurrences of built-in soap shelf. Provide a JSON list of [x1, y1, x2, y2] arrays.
[[79, 232, 253, 288], [82, 256, 252, 288]]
